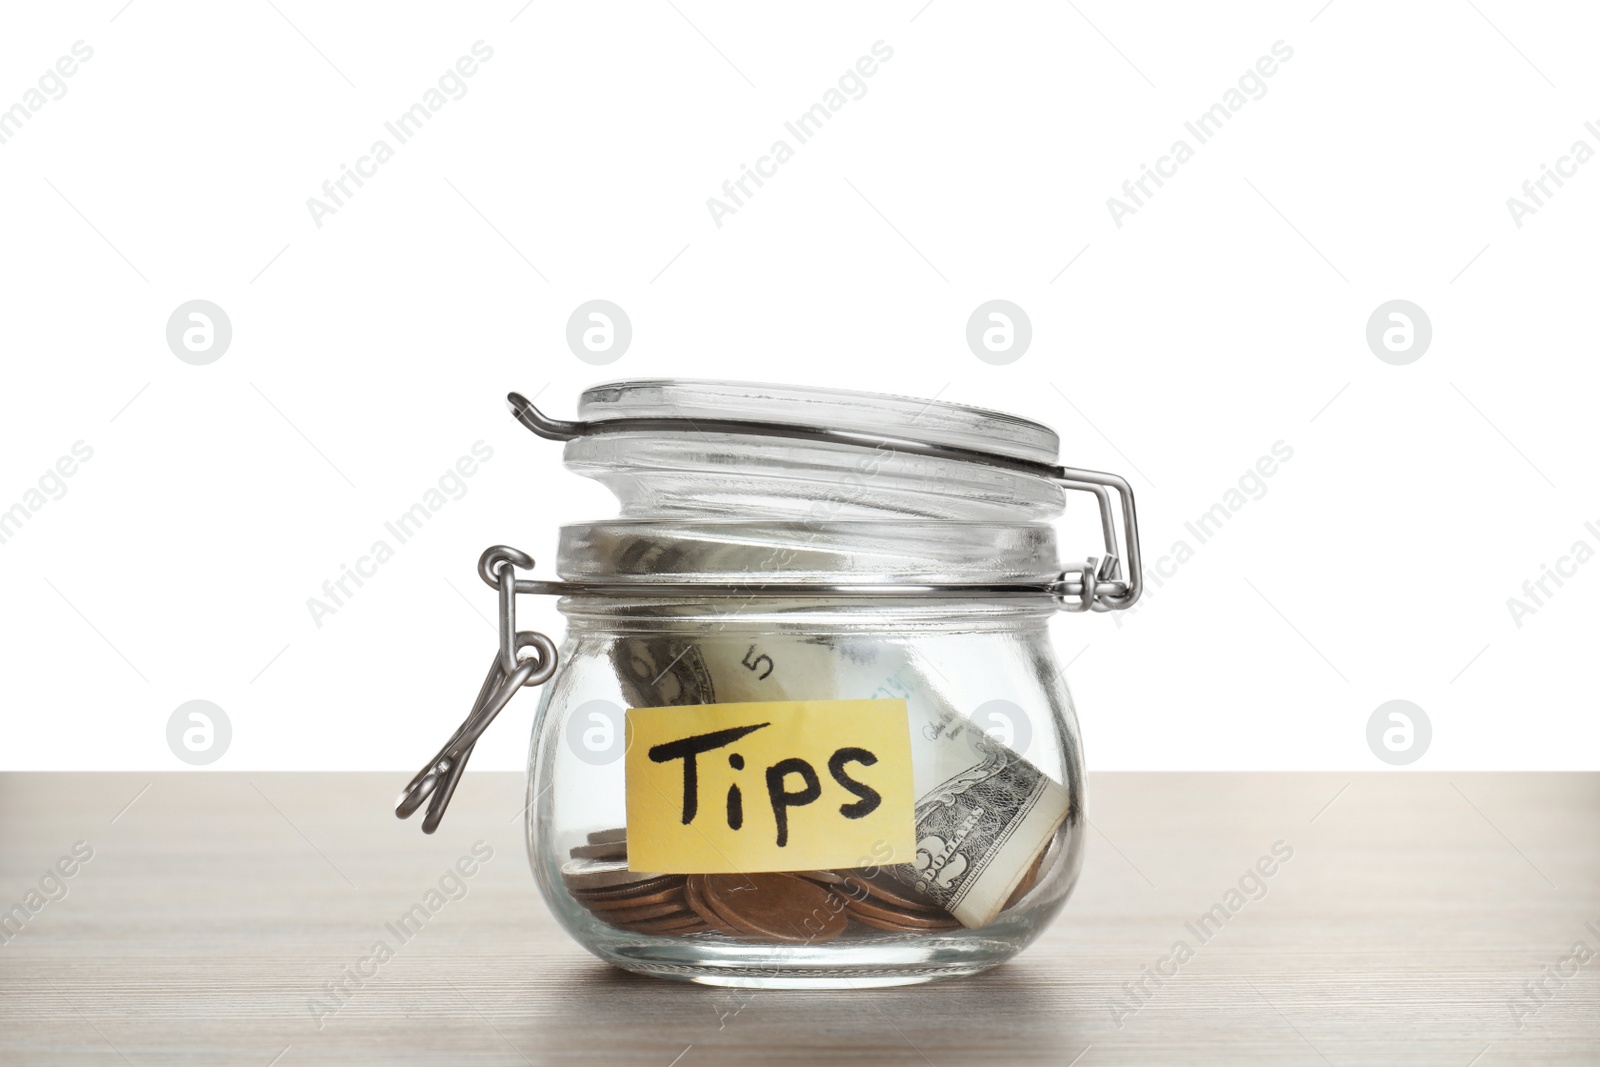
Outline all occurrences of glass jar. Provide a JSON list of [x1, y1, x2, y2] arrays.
[[399, 380, 1142, 988]]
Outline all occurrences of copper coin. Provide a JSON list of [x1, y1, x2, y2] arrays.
[[588, 895, 688, 921], [845, 892, 959, 926], [594, 900, 686, 924], [596, 898, 694, 919], [586, 827, 627, 845], [798, 868, 923, 900], [569, 841, 628, 861], [577, 877, 685, 900], [612, 908, 701, 928], [848, 910, 953, 935], [683, 875, 746, 936], [807, 872, 879, 909], [572, 876, 685, 904], [612, 915, 710, 936], [561, 860, 668, 892], [580, 886, 686, 911], [796, 869, 849, 886], [845, 896, 960, 930], [797, 870, 880, 905], [846, 871, 947, 914], [831, 880, 948, 923], [699, 873, 848, 944]]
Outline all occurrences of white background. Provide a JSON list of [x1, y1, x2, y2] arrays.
[[1, 1, 1595, 771]]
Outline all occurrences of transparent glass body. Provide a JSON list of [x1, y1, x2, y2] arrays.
[[524, 381, 1088, 987]]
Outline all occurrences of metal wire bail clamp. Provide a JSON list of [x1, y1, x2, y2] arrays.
[[505, 390, 1143, 613], [394, 549, 557, 834]]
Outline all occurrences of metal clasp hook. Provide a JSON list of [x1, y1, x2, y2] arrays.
[[396, 548, 558, 833]]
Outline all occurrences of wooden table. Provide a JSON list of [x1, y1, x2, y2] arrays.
[[2, 773, 1596, 1065]]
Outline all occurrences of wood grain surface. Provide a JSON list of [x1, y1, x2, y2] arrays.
[[1, 772, 1597, 1066]]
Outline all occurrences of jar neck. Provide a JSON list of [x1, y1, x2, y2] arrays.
[[556, 520, 1062, 587]]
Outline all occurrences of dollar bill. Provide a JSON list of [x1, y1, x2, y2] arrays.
[[609, 631, 1072, 929], [812, 635, 1072, 928], [611, 632, 843, 709], [611, 635, 720, 709], [891, 711, 1070, 928]]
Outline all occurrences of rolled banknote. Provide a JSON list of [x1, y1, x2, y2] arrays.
[[610, 630, 1072, 929]]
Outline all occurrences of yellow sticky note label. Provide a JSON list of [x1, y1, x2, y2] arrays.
[[625, 699, 915, 874]]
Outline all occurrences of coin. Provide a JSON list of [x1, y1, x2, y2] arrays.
[[683, 875, 745, 936], [698, 873, 848, 943], [848, 909, 956, 935], [569, 841, 628, 861], [819, 870, 955, 928], [846, 872, 946, 914], [596, 900, 687, 924], [586, 828, 627, 845], [561, 859, 668, 892], [572, 878, 686, 907], [844, 895, 960, 930], [573, 871, 681, 893], [594, 899, 696, 928], [613, 914, 710, 936], [580, 885, 686, 911], [795, 869, 850, 887]]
